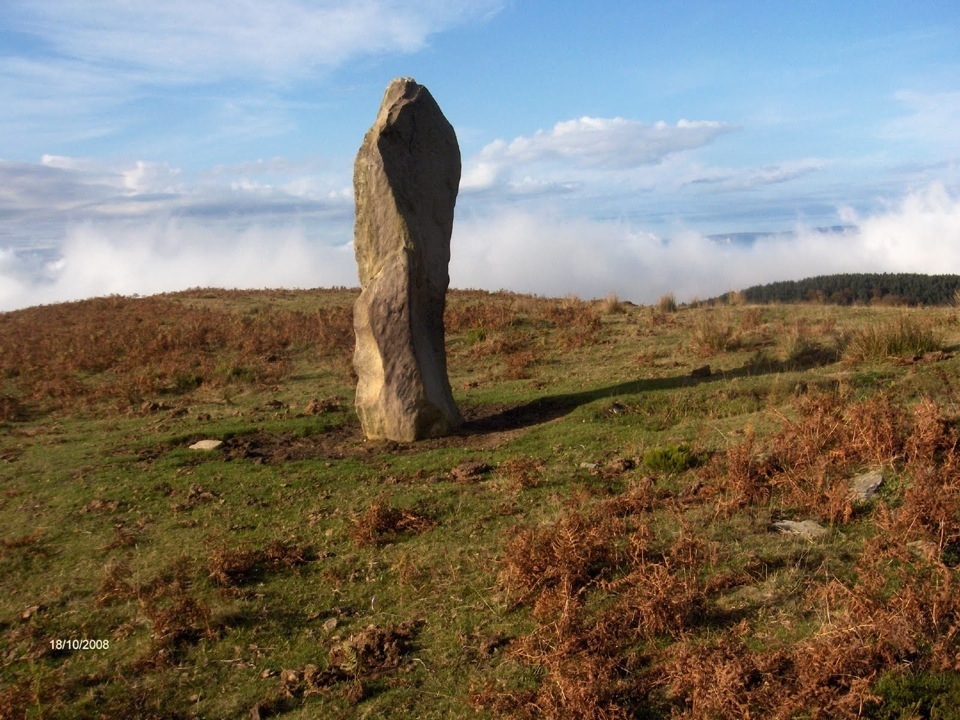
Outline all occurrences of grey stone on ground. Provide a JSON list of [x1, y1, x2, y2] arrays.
[[189, 439, 223, 451], [352, 77, 462, 442], [849, 469, 883, 502], [773, 519, 828, 539]]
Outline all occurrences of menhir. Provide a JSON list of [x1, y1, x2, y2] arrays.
[[352, 77, 462, 441]]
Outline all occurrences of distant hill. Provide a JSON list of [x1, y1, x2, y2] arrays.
[[721, 273, 960, 306]]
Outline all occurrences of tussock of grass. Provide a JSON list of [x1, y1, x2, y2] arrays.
[[843, 314, 939, 363], [642, 443, 698, 474], [596, 292, 626, 315], [691, 308, 739, 356], [658, 293, 678, 313]]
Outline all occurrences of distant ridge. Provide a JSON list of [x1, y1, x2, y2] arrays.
[[707, 225, 853, 246], [721, 273, 960, 306]]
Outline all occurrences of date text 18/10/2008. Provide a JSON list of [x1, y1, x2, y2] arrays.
[[49, 639, 110, 651]]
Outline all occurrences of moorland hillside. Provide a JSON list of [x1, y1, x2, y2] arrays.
[[2, 287, 960, 718]]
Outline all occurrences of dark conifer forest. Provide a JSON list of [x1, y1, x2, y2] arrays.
[[725, 273, 960, 306]]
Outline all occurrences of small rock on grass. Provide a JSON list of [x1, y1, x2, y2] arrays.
[[773, 519, 828, 539], [189, 439, 223, 451], [21, 604, 42, 621], [849, 470, 883, 502]]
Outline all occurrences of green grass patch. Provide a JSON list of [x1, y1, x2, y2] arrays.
[[642, 443, 699, 473], [870, 671, 960, 720]]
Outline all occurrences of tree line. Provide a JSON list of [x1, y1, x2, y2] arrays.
[[726, 273, 960, 306]]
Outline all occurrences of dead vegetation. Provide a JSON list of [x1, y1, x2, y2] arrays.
[[492, 494, 717, 719], [496, 456, 545, 490], [348, 498, 437, 546], [207, 540, 313, 587], [447, 290, 606, 380], [0, 290, 355, 413], [251, 620, 421, 715], [0, 288, 615, 416], [483, 388, 960, 719]]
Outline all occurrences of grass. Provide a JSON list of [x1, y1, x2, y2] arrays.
[[843, 313, 940, 363], [2, 289, 960, 718]]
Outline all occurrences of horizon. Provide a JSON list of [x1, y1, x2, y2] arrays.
[[1, 2, 959, 311]]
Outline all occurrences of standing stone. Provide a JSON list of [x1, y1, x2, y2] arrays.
[[352, 78, 462, 441]]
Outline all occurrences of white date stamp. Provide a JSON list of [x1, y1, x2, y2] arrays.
[[49, 639, 110, 651]]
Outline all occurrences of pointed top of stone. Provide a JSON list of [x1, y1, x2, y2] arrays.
[[376, 77, 419, 112], [368, 78, 446, 145]]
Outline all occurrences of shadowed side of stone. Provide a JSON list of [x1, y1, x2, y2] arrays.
[[352, 78, 462, 442]]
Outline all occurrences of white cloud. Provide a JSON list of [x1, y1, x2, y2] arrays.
[[0, 220, 357, 311], [855, 182, 960, 271], [0, 153, 361, 310], [451, 182, 960, 303], [0, 249, 34, 310], [460, 161, 505, 192], [683, 158, 828, 191], [121, 161, 183, 194], [4, 155, 959, 312], [0, 160, 117, 218], [462, 117, 736, 193], [41, 155, 102, 173], [5, 1, 501, 81], [499, 117, 735, 169], [0, 1, 502, 154], [0, 156, 353, 249], [456, 117, 835, 237]]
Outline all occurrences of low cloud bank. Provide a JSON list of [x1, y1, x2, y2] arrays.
[[451, 182, 960, 303], [0, 220, 357, 311], [2, 183, 958, 312]]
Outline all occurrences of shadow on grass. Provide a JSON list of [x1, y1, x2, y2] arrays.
[[193, 352, 843, 457], [462, 351, 839, 436]]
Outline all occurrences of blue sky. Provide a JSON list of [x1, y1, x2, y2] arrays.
[[1, 1, 959, 310]]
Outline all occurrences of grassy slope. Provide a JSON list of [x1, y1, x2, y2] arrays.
[[2, 289, 960, 719]]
